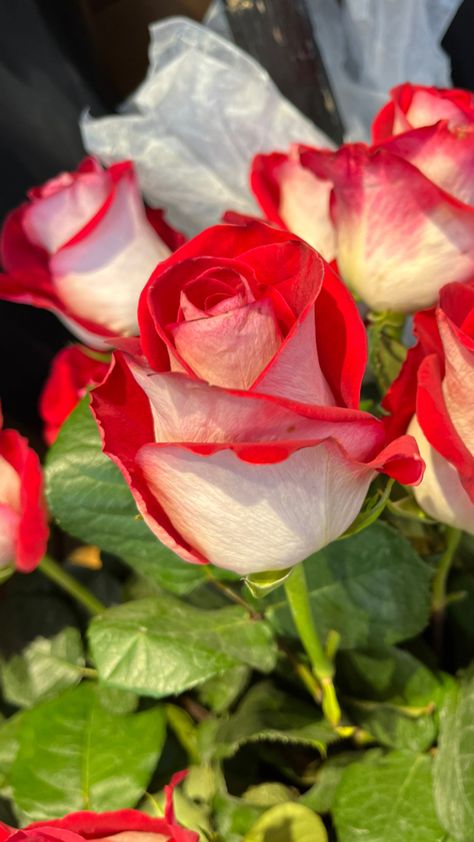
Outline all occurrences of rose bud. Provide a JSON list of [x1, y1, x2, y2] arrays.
[[40, 345, 110, 445], [299, 121, 474, 313], [92, 221, 423, 576], [0, 407, 48, 572], [251, 146, 336, 261], [0, 772, 197, 842], [384, 280, 474, 534], [372, 82, 474, 142], [0, 158, 184, 348]]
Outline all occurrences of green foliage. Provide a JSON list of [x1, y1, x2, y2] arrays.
[[88, 597, 277, 697], [9, 683, 166, 821], [266, 523, 432, 649], [211, 682, 338, 760], [338, 647, 442, 751], [45, 398, 205, 595], [333, 750, 447, 842], [244, 802, 327, 842], [1, 628, 84, 708], [433, 666, 474, 841]]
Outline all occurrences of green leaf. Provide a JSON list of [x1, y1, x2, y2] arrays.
[[433, 667, 474, 841], [197, 665, 250, 714], [213, 792, 263, 842], [1, 628, 84, 708], [299, 753, 361, 814], [88, 597, 277, 698], [338, 648, 441, 751], [212, 681, 338, 760], [368, 311, 407, 394], [333, 750, 447, 842], [243, 783, 298, 807], [244, 802, 327, 842], [339, 478, 394, 539], [0, 713, 23, 793], [45, 398, 205, 595], [10, 682, 166, 820], [266, 523, 431, 650]]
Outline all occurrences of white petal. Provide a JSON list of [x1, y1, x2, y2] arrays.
[[137, 442, 373, 574], [279, 162, 335, 261], [409, 415, 474, 534], [439, 315, 474, 454], [51, 178, 170, 336], [254, 309, 335, 405], [23, 171, 110, 254], [128, 364, 373, 458]]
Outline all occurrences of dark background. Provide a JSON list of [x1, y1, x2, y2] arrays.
[[0, 0, 472, 435]]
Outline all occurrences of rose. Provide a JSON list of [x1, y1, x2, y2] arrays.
[[91, 220, 423, 575], [0, 407, 48, 572], [40, 345, 110, 445], [0, 158, 184, 348], [299, 120, 474, 312], [372, 82, 474, 142], [0, 773, 197, 842], [251, 147, 335, 261], [384, 280, 474, 533]]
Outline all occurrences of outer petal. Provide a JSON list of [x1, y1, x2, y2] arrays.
[[417, 354, 474, 501], [382, 122, 474, 206], [27, 809, 197, 842], [51, 170, 170, 336], [314, 263, 367, 409], [91, 354, 207, 565], [307, 144, 474, 312], [92, 354, 422, 574], [438, 309, 474, 454], [0, 427, 49, 572], [40, 345, 110, 445], [136, 438, 374, 574], [251, 151, 335, 260], [372, 83, 474, 142], [0, 504, 19, 567], [22, 168, 110, 254], [409, 415, 474, 534]]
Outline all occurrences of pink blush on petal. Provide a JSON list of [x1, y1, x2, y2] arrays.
[[0, 504, 19, 567]]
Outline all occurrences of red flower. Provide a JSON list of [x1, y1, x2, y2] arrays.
[[0, 408, 48, 572], [40, 346, 110, 445], [92, 221, 422, 575], [298, 120, 474, 312], [0, 158, 184, 348], [372, 82, 474, 142], [0, 772, 197, 842], [384, 280, 474, 533]]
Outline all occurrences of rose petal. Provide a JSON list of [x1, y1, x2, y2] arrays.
[[136, 439, 373, 574], [51, 175, 170, 336], [409, 414, 474, 534]]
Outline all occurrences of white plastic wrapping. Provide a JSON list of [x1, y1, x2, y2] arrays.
[[206, 0, 461, 140], [81, 17, 331, 236]]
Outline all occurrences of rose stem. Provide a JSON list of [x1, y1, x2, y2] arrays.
[[431, 526, 462, 658], [284, 562, 341, 725], [38, 555, 106, 616]]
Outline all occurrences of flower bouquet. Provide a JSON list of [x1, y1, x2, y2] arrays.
[[0, 16, 473, 842]]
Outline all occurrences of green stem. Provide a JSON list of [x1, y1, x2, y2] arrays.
[[284, 563, 341, 725], [39, 556, 105, 616], [432, 527, 461, 660], [432, 527, 462, 614]]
